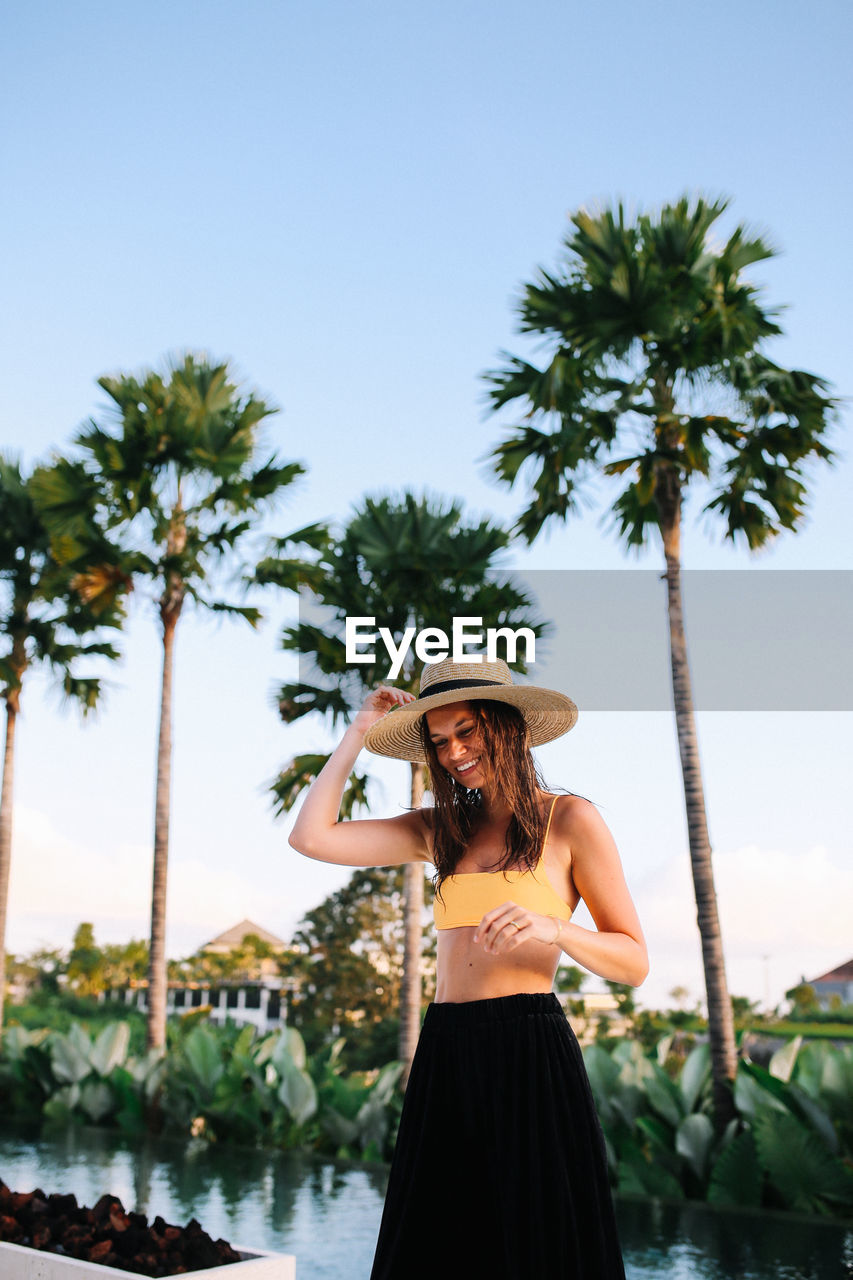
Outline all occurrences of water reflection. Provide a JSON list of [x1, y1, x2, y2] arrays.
[[618, 1197, 852, 1280], [0, 1126, 850, 1279]]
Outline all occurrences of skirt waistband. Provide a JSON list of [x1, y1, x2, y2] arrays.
[[423, 991, 563, 1030]]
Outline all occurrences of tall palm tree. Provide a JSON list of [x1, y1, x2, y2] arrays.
[[34, 353, 318, 1050], [484, 195, 837, 1127], [260, 491, 545, 1074], [0, 455, 124, 1039]]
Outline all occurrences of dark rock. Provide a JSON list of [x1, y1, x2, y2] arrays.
[[0, 1180, 243, 1274]]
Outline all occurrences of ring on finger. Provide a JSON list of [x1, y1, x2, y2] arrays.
[[509, 920, 522, 931]]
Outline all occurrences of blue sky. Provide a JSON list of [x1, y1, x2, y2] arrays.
[[2, 0, 851, 1010]]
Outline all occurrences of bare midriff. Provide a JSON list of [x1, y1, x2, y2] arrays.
[[434, 927, 561, 1003]]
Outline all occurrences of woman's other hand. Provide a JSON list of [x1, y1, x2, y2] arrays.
[[473, 903, 563, 953]]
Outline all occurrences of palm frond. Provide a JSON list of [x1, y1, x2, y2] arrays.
[[277, 682, 352, 725], [270, 753, 369, 819], [482, 194, 836, 554]]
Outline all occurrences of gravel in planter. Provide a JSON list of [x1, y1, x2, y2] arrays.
[[0, 1180, 243, 1276]]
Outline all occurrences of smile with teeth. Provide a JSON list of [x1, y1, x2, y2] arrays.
[[456, 757, 481, 775]]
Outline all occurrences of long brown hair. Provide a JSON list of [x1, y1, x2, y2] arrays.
[[420, 700, 553, 896]]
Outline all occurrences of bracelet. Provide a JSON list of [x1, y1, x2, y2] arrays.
[[550, 915, 563, 946]]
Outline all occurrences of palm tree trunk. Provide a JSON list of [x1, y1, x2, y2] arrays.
[[663, 544, 737, 1129], [0, 697, 18, 1041], [147, 616, 177, 1051], [399, 763, 425, 1081]]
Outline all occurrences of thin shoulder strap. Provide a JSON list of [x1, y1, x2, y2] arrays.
[[540, 794, 561, 857]]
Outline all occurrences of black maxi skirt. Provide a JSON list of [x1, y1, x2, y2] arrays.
[[370, 992, 625, 1280]]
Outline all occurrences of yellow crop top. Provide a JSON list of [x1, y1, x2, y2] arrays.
[[433, 795, 573, 930]]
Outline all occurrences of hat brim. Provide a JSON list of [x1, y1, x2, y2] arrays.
[[363, 684, 578, 763]]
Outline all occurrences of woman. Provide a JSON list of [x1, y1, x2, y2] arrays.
[[289, 657, 647, 1279]]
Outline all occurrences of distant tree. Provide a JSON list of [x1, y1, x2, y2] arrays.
[[605, 980, 636, 1017], [785, 981, 818, 1019], [100, 938, 149, 989], [485, 194, 837, 1127], [731, 994, 760, 1022], [555, 964, 587, 994], [66, 922, 106, 996], [285, 865, 435, 1067], [5, 945, 67, 1000], [224, 933, 278, 982], [33, 354, 320, 1051], [0, 456, 123, 1040]]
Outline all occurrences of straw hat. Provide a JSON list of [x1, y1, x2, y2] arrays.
[[362, 656, 578, 763]]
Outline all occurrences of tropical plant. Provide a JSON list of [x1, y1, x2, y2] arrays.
[[484, 194, 837, 1127], [32, 354, 321, 1052], [0, 1015, 403, 1160], [3, 1015, 852, 1208], [583, 1032, 853, 1217], [0, 1019, 164, 1132], [259, 490, 545, 1073], [0, 456, 124, 1041]]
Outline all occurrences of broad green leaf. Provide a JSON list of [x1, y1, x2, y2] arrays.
[[821, 1050, 853, 1100], [370, 1061, 405, 1105], [278, 1064, 317, 1125], [785, 1084, 839, 1155], [183, 1026, 223, 1092], [610, 1083, 646, 1129], [90, 1022, 130, 1077], [635, 1115, 682, 1176], [708, 1128, 762, 1207], [753, 1110, 853, 1213], [233, 1024, 257, 1059], [68, 1021, 93, 1058], [655, 1033, 674, 1065], [283, 1025, 308, 1070], [793, 1041, 830, 1097], [79, 1080, 115, 1123], [644, 1065, 685, 1128], [621, 1138, 684, 1199], [271, 1026, 308, 1077], [50, 1031, 93, 1084], [769, 1035, 802, 1082], [1, 1026, 42, 1060], [676, 1113, 714, 1181], [734, 1065, 790, 1119], [320, 1105, 359, 1147], [612, 1039, 646, 1069], [679, 1043, 711, 1112], [582, 1044, 620, 1095], [253, 1032, 279, 1067], [42, 1083, 81, 1124], [356, 1091, 393, 1154]]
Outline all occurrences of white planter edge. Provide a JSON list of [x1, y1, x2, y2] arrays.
[[0, 1239, 295, 1279]]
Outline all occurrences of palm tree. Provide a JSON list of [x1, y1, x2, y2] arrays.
[[260, 491, 545, 1074], [33, 353, 318, 1050], [0, 455, 124, 1039], [484, 195, 837, 1126]]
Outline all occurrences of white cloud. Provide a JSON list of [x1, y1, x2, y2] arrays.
[[5, 806, 294, 956]]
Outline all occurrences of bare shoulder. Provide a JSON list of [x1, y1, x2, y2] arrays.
[[550, 793, 617, 858]]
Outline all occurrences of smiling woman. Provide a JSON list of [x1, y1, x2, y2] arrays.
[[288, 656, 647, 1278]]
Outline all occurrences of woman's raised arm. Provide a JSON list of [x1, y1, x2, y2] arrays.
[[287, 687, 431, 867]]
